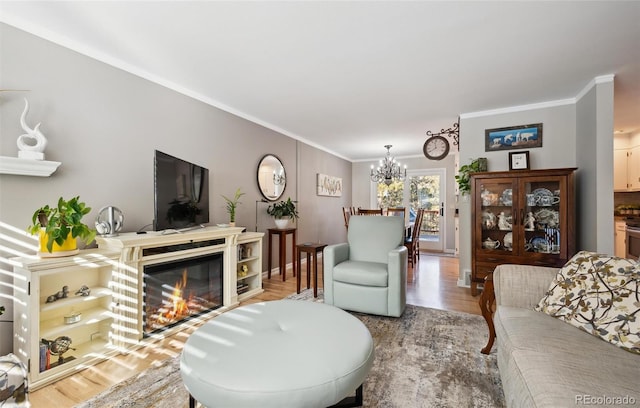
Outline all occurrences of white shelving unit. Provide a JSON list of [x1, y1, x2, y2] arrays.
[[236, 232, 264, 302], [12, 249, 119, 390]]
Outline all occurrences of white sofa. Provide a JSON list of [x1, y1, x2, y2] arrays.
[[491, 263, 640, 407]]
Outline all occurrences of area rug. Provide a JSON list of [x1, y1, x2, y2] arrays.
[[77, 290, 504, 408]]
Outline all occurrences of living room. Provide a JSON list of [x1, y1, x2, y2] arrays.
[[1, 2, 639, 407]]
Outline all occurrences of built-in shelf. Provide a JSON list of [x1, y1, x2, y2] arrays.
[[0, 156, 61, 176]]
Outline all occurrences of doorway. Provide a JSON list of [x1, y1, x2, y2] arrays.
[[372, 168, 446, 252], [407, 169, 445, 252]]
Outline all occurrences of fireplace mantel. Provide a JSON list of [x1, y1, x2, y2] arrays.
[[96, 226, 264, 346], [12, 227, 264, 390]]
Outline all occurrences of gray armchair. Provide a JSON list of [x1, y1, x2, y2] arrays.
[[323, 215, 407, 317]]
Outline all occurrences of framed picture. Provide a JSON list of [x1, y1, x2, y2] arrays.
[[317, 173, 342, 197], [509, 151, 530, 170], [485, 123, 542, 151]]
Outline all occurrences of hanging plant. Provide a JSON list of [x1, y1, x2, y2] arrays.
[[455, 158, 487, 195]]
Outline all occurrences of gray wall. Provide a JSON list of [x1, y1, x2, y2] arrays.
[[0, 23, 351, 353], [576, 81, 615, 253]]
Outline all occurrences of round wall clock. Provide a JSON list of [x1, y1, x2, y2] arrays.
[[423, 136, 450, 160]]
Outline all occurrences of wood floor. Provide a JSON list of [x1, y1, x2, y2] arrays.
[[29, 252, 479, 407]]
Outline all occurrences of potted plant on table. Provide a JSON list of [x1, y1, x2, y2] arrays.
[[267, 197, 299, 229], [28, 196, 96, 257], [221, 188, 245, 226]]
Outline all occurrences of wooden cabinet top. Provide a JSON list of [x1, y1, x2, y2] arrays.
[[470, 167, 577, 180]]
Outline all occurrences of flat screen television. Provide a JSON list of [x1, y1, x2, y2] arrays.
[[154, 150, 209, 231]]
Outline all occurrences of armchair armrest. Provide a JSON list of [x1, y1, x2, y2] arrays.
[[493, 264, 559, 309], [387, 246, 408, 317], [323, 243, 349, 305]]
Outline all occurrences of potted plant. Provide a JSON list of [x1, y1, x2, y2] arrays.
[[28, 196, 96, 256], [221, 188, 245, 226], [455, 158, 487, 195], [267, 197, 299, 229]]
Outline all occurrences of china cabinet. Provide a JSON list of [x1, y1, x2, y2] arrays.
[[470, 168, 576, 295]]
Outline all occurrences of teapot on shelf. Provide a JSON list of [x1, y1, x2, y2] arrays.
[[482, 238, 501, 250]]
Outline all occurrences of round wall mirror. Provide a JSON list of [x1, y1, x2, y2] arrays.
[[257, 154, 286, 201]]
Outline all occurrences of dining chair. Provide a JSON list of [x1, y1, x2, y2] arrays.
[[357, 208, 383, 216], [342, 207, 353, 229], [404, 208, 424, 268], [386, 207, 406, 218]]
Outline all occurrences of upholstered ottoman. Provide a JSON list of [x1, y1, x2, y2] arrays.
[[180, 299, 374, 408]]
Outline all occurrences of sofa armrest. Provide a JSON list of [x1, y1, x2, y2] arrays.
[[387, 246, 408, 317], [494, 264, 559, 309]]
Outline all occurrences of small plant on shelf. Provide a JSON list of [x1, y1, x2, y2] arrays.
[[28, 196, 96, 253], [221, 188, 245, 225]]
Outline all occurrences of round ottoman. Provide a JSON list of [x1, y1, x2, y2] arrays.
[[180, 299, 374, 408]]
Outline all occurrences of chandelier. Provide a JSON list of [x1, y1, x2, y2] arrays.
[[370, 145, 407, 186]]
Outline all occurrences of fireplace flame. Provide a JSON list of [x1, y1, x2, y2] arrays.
[[163, 269, 191, 321]]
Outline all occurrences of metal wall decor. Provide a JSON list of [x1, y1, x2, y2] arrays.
[[423, 121, 460, 160]]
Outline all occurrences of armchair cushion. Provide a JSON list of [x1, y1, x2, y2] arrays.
[[333, 260, 388, 287]]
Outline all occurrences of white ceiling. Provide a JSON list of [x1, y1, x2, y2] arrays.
[[1, 1, 639, 161]]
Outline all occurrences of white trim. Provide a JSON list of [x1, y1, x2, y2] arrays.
[[353, 153, 424, 163], [459, 98, 575, 119], [460, 74, 615, 119], [575, 74, 615, 102]]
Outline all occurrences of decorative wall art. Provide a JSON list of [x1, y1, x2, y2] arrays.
[[317, 173, 342, 197], [485, 123, 542, 152]]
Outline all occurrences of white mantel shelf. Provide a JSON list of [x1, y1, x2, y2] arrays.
[[0, 155, 61, 176]]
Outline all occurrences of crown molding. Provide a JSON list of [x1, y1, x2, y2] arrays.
[[575, 74, 615, 101], [459, 98, 575, 119], [460, 74, 615, 120]]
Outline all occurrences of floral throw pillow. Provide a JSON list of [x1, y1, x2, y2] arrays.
[[535, 250, 640, 354]]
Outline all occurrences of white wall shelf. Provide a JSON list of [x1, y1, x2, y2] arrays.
[[0, 156, 61, 176]]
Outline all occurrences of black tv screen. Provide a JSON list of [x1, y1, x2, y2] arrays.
[[154, 150, 210, 231]]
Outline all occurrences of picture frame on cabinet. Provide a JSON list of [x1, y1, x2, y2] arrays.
[[509, 151, 530, 171], [485, 123, 542, 151]]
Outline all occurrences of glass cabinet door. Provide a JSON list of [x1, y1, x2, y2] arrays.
[[477, 179, 515, 254], [519, 176, 566, 257]]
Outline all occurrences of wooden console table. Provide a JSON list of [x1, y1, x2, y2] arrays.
[[479, 273, 496, 354], [267, 228, 297, 281]]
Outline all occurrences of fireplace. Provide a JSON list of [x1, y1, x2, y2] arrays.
[[143, 252, 223, 335]]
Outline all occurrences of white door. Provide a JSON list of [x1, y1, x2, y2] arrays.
[[406, 169, 445, 252]]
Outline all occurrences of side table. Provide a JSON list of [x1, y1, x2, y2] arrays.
[[267, 228, 297, 281], [296, 243, 327, 297]]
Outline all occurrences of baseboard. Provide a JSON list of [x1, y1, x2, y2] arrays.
[[262, 253, 322, 278], [457, 268, 472, 288]]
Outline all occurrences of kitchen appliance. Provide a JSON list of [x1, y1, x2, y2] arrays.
[[95, 206, 124, 237], [625, 218, 640, 260]]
